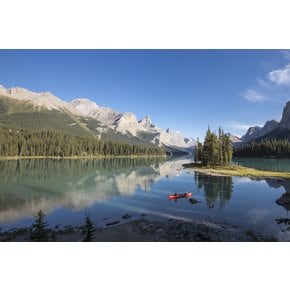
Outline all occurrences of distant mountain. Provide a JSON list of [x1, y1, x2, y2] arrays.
[[241, 101, 290, 142], [226, 133, 241, 144], [69, 96, 197, 149], [280, 101, 290, 130], [241, 120, 279, 142], [0, 85, 196, 151], [255, 102, 290, 141]]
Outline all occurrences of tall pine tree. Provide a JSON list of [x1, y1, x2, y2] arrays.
[[29, 211, 49, 242], [195, 127, 233, 166]]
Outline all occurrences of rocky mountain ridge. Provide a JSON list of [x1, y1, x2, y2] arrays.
[[225, 133, 241, 144], [0, 85, 196, 149], [241, 101, 290, 142], [280, 101, 290, 130], [241, 120, 279, 142]]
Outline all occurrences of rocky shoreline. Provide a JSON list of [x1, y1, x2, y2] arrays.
[[0, 218, 277, 242]]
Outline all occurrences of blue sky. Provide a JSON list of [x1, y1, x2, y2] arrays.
[[0, 49, 290, 139]]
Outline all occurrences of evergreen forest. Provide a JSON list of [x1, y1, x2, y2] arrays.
[[233, 139, 290, 158], [194, 128, 232, 166], [0, 125, 165, 157]]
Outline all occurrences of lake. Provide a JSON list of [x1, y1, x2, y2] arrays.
[[0, 157, 290, 241], [233, 157, 290, 172]]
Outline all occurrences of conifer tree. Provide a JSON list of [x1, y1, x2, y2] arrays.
[[194, 143, 198, 163], [197, 139, 203, 162], [202, 127, 212, 166], [218, 128, 224, 165], [197, 127, 233, 166], [29, 211, 49, 242], [233, 138, 290, 158], [0, 125, 165, 157], [82, 214, 95, 242]]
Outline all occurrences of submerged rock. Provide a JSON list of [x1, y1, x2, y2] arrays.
[[122, 214, 132, 220], [276, 193, 290, 211], [189, 198, 201, 205], [276, 218, 290, 225], [106, 221, 120, 227]]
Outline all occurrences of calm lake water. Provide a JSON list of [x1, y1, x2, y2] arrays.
[[233, 157, 290, 172], [0, 157, 290, 241]]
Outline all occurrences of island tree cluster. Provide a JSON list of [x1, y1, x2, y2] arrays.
[[234, 139, 290, 158], [194, 128, 232, 166], [0, 126, 165, 157]]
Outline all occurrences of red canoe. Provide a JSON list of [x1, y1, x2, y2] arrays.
[[168, 192, 192, 200]]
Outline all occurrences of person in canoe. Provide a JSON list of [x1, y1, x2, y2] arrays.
[[173, 192, 178, 202]]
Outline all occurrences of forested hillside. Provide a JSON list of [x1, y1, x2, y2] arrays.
[[233, 139, 290, 158], [0, 125, 165, 157], [0, 95, 167, 157]]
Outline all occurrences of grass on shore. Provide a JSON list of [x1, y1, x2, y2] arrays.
[[183, 163, 290, 179]]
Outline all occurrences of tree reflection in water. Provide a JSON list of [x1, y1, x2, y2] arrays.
[[194, 172, 233, 209]]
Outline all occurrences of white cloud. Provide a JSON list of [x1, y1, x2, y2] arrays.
[[256, 77, 272, 90], [224, 122, 262, 138], [225, 122, 263, 137], [267, 64, 290, 86], [226, 122, 262, 131], [230, 123, 252, 130], [240, 89, 267, 103]]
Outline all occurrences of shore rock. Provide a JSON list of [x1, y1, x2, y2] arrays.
[[276, 193, 290, 210]]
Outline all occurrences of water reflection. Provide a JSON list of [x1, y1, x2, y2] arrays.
[[194, 173, 233, 209], [276, 218, 290, 232], [263, 178, 290, 233], [0, 157, 187, 224], [264, 178, 290, 211], [2, 157, 290, 240]]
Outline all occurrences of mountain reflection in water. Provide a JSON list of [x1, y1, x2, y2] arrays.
[[1, 157, 290, 241], [0, 157, 185, 224]]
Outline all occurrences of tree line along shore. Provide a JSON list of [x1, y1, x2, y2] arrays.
[[234, 139, 290, 158], [190, 127, 290, 179], [0, 126, 165, 158]]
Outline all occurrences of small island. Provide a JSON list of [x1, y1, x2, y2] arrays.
[[184, 163, 290, 179], [185, 127, 290, 179]]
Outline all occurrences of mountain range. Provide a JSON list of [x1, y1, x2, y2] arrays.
[[0, 85, 196, 152], [240, 101, 290, 143]]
